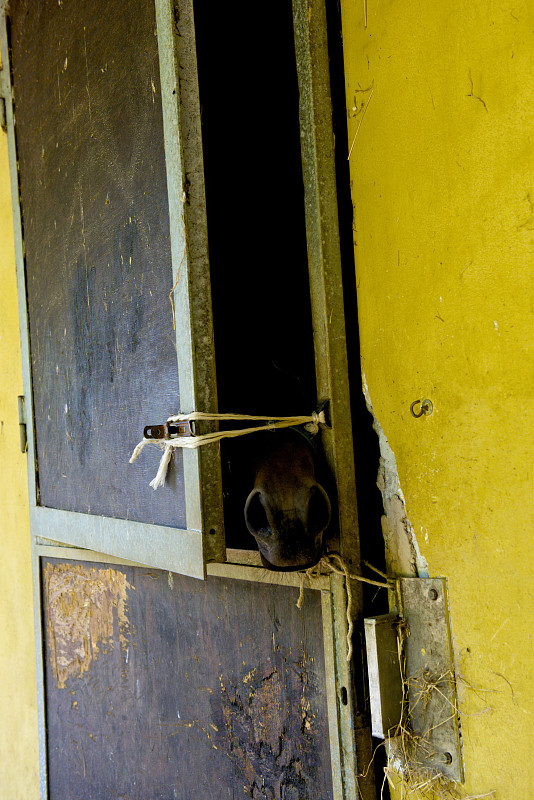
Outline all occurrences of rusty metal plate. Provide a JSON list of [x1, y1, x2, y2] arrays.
[[395, 577, 464, 782]]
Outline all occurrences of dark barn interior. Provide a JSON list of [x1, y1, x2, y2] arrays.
[[193, 2, 319, 551]]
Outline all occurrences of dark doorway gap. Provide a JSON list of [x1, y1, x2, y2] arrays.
[[325, 1, 390, 795], [193, 1, 318, 550]]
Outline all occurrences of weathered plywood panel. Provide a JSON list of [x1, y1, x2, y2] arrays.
[[42, 558, 334, 800], [10, 0, 186, 525]]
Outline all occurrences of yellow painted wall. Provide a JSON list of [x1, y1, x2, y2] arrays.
[[0, 132, 39, 797], [340, 0, 534, 797]]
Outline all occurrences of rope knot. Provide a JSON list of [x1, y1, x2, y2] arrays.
[[130, 409, 327, 489], [296, 554, 391, 662], [304, 409, 325, 435]]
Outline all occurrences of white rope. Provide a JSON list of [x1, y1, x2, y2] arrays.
[[130, 410, 326, 490], [149, 444, 173, 491], [296, 554, 392, 662]]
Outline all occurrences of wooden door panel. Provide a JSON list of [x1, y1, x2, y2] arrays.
[[42, 557, 334, 800], [10, 0, 186, 526]]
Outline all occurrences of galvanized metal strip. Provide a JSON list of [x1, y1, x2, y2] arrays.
[[207, 560, 330, 591], [0, 10, 38, 508], [397, 577, 464, 782], [330, 573, 366, 800], [155, 0, 225, 562], [30, 506, 205, 580], [2, 19, 53, 794], [35, 544, 148, 568], [321, 588, 345, 799], [0, 53, 7, 103], [224, 548, 263, 567], [291, 0, 360, 568], [31, 541, 48, 799]]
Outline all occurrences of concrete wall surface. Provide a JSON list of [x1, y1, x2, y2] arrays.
[[340, 0, 534, 797]]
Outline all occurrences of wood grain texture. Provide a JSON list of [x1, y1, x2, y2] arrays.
[[42, 557, 334, 800], [10, 0, 186, 525]]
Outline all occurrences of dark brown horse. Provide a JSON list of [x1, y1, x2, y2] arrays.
[[244, 431, 331, 570]]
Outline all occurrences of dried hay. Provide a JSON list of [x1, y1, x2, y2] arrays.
[[361, 622, 496, 800]]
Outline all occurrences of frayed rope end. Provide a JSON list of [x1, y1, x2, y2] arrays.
[[129, 439, 148, 463], [148, 444, 173, 490]]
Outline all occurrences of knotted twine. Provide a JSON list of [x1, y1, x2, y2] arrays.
[[129, 410, 326, 489], [296, 554, 392, 662]]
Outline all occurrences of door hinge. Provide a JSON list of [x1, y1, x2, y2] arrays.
[[17, 395, 27, 453], [0, 68, 7, 133], [0, 95, 6, 133]]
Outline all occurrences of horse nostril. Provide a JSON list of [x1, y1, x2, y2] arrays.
[[307, 484, 331, 536], [244, 489, 272, 537]]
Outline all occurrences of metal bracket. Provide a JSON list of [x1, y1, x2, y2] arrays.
[[143, 420, 195, 440], [0, 67, 7, 133], [0, 96, 6, 133], [364, 614, 403, 739], [17, 395, 27, 453], [365, 578, 464, 783]]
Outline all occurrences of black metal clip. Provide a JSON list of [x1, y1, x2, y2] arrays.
[[143, 420, 195, 440]]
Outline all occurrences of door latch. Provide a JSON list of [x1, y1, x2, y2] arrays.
[[143, 420, 195, 440]]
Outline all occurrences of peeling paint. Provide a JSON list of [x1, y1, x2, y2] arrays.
[[218, 657, 320, 799], [362, 374, 429, 578], [44, 563, 131, 689], [250, 670, 285, 754]]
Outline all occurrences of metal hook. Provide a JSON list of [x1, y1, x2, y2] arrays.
[[410, 399, 433, 418]]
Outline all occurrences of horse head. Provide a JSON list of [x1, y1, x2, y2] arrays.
[[244, 432, 331, 570]]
